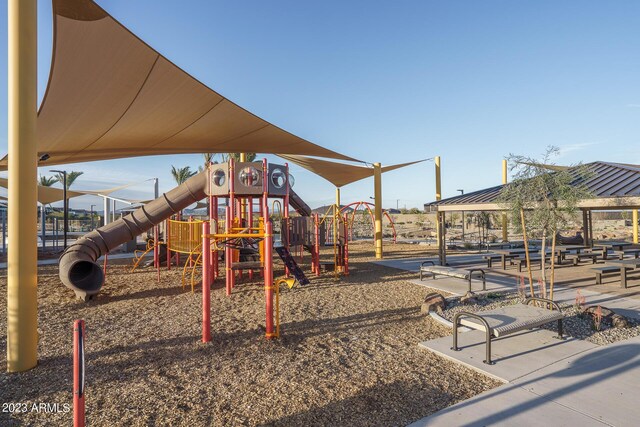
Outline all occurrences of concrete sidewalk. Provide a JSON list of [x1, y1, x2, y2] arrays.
[[409, 335, 640, 426]]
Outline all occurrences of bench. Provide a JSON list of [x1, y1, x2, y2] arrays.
[[452, 297, 564, 365], [515, 256, 541, 272], [613, 249, 640, 260], [483, 254, 518, 269], [565, 252, 599, 266], [420, 261, 486, 293], [591, 265, 633, 287]]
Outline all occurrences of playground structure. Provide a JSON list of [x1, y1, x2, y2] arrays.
[[58, 159, 334, 339], [340, 201, 398, 243]]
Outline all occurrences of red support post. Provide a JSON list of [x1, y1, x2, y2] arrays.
[[102, 253, 108, 281], [225, 206, 232, 296], [264, 220, 275, 338], [165, 220, 171, 270], [212, 196, 218, 279], [73, 319, 86, 427], [314, 213, 320, 276], [202, 221, 211, 343], [344, 213, 350, 275]]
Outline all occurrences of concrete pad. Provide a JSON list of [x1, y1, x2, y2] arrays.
[[419, 329, 597, 382], [370, 254, 489, 272], [511, 336, 640, 427], [407, 384, 609, 427]]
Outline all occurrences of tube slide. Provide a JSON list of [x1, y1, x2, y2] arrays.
[[289, 188, 311, 217], [59, 171, 208, 301]]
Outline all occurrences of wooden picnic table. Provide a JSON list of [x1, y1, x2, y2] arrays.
[[593, 242, 633, 260], [604, 258, 640, 288]]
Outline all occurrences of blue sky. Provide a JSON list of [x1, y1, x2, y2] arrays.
[[1, 0, 639, 211]]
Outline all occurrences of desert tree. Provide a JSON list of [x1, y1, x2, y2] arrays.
[[497, 146, 593, 300]]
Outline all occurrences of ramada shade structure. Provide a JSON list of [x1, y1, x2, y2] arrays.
[[425, 162, 640, 212], [0, 0, 356, 170], [279, 155, 427, 188]]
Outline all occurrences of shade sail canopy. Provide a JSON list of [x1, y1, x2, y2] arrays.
[[425, 162, 640, 211], [0, 0, 356, 170], [0, 178, 85, 205], [279, 155, 426, 188]]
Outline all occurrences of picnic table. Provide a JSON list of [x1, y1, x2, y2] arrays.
[[493, 247, 540, 269], [605, 258, 640, 288], [593, 242, 633, 260]]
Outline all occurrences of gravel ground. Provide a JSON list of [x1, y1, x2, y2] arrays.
[[0, 243, 500, 426], [440, 292, 640, 346]]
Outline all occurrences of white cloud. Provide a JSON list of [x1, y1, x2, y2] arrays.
[[557, 142, 600, 157]]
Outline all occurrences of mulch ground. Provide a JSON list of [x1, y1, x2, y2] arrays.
[[0, 242, 499, 426]]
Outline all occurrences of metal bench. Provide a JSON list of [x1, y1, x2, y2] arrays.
[[420, 261, 486, 293], [452, 297, 564, 365], [482, 254, 518, 268], [515, 256, 541, 272], [565, 252, 598, 266], [613, 249, 640, 260]]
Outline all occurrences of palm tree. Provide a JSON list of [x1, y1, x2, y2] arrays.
[[221, 153, 257, 162], [198, 153, 217, 173], [170, 166, 197, 185], [54, 171, 84, 189], [38, 175, 58, 187]]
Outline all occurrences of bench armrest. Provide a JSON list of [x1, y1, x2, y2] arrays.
[[421, 260, 436, 267], [468, 268, 485, 276], [524, 296, 562, 313]]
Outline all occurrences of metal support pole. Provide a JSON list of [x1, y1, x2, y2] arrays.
[[202, 221, 211, 343], [103, 196, 110, 227], [40, 204, 46, 249], [63, 173, 68, 248], [7, 0, 38, 372], [502, 159, 508, 242], [435, 156, 443, 263], [225, 206, 232, 296], [2, 209, 6, 253], [373, 163, 383, 259], [633, 209, 638, 244], [153, 179, 159, 269], [264, 220, 275, 339]]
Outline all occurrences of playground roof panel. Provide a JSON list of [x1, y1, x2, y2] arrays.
[[0, 0, 356, 170], [425, 162, 640, 211], [279, 155, 426, 188]]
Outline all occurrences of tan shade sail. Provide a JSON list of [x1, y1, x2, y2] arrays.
[[0, 178, 85, 205], [279, 155, 426, 188], [0, 0, 356, 170]]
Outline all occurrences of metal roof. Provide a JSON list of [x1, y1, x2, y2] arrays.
[[425, 162, 640, 211]]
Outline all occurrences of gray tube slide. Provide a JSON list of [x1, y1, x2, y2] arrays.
[[59, 171, 208, 301]]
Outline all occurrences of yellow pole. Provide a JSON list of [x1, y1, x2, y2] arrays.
[[374, 163, 383, 259], [633, 209, 638, 244], [335, 187, 340, 209], [435, 155, 441, 246], [502, 159, 508, 242], [7, 0, 38, 372]]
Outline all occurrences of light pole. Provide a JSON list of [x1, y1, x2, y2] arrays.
[[457, 189, 465, 241], [50, 169, 68, 248], [396, 199, 400, 210], [90, 204, 95, 230]]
